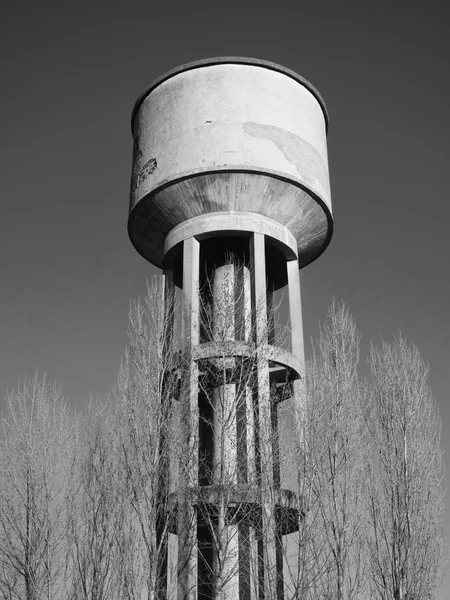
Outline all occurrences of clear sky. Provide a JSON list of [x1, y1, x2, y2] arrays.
[[1, 0, 449, 591]]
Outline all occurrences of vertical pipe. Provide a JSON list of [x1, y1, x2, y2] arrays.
[[178, 237, 200, 600], [250, 233, 277, 600]]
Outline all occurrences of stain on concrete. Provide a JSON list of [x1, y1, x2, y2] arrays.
[[130, 139, 143, 194], [134, 157, 157, 191], [243, 122, 330, 198]]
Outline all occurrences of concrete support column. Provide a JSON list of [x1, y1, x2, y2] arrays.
[[163, 268, 175, 357], [162, 269, 178, 599], [155, 270, 178, 600], [287, 260, 305, 589], [213, 383, 239, 600], [287, 259, 305, 442], [250, 232, 277, 600], [178, 237, 200, 600], [237, 365, 258, 600], [213, 384, 237, 485], [212, 264, 238, 488], [286, 259, 304, 367], [249, 525, 259, 600], [269, 383, 284, 600], [212, 264, 240, 599], [154, 274, 170, 600], [267, 288, 275, 346]]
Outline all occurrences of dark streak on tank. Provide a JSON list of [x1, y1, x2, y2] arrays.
[[130, 140, 143, 194], [134, 158, 158, 191]]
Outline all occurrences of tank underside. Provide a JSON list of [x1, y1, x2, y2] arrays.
[[128, 171, 332, 270]]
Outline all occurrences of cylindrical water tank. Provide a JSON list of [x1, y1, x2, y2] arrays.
[[129, 57, 333, 268]]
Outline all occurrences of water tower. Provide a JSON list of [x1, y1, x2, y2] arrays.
[[128, 57, 332, 600]]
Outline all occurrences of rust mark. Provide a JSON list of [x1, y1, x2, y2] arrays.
[[243, 121, 329, 197]]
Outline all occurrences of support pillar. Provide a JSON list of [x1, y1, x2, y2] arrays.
[[178, 237, 200, 600], [156, 273, 170, 600], [287, 259, 306, 442], [286, 259, 304, 368], [251, 232, 277, 600]]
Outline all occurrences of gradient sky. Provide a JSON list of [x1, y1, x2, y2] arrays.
[[1, 0, 449, 592]]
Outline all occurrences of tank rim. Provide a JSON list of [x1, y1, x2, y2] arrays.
[[131, 56, 329, 134]]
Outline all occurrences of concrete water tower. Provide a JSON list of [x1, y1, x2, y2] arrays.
[[128, 57, 332, 600]]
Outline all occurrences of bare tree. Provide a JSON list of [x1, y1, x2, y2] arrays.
[[290, 300, 368, 600], [2, 283, 444, 600], [114, 276, 179, 600], [0, 373, 75, 600], [366, 336, 446, 600], [66, 396, 124, 600]]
